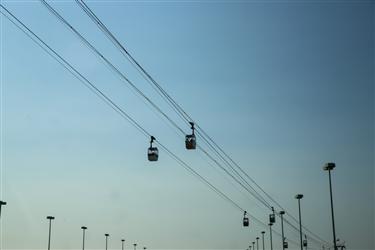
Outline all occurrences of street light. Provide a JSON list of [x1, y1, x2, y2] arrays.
[[252, 241, 255, 250], [0, 201, 6, 220], [256, 237, 259, 250], [46, 216, 55, 250], [81, 226, 87, 250], [261, 231, 265, 250], [280, 211, 286, 250], [121, 239, 125, 250], [295, 194, 304, 250], [323, 162, 338, 250], [269, 223, 273, 250], [105, 234, 109, 250], [133, 243, 137, 250]]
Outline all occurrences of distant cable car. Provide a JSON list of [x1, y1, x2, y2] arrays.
[[283, 241, 288, 249], [148, 136, 158, 161], [269, 207, 276, 223], [243, 211, 249, 227], [269, 213, 275, 224], [185, 122, 196, 150], [303, 239, 307, 247]]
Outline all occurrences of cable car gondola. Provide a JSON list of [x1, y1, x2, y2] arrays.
[[303, 239, 307, 247], [185, 122, 196, 150], [148, 136, 158, 161], [283, 241, 288, 249], [243, 211, 249, 227], [269, 207, 276, 223], [269, 213, 275, 224]]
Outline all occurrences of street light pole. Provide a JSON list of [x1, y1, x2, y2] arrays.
[[134, 243, 137, 250], [46, 216, 55, 250], [0, 201, 6, 220], [81, 226, 87, 250], [252, 241, 255, 250], [269, 223, 273, 250], [280, 211, 285, 250], [121, 239, 125, 250], [295, 194, 304, 250], [256, 237, 259, 250], [323, 163, 338, 250], [261, 231, 265, 250], [105, 234, 109, 250]]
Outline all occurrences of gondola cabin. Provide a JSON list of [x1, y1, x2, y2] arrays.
[[269, 213, 275, 224], [283, 242, 288, 249], [243, 211, 249, 227], [243, 217, 249, 227], [185, 134, 196, 149], [148, 147, 158, 161], [303, 240, 307, 247], [148, 136, 159, 161], [185, 122, 196, 150]]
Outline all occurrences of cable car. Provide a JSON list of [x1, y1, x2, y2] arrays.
[[283, 241, 288, 249], [303, 239, 307, 247], [185, 122, 196, 150], [269, 213, 275, 224], [269, 207, 276, 223], [243, 211, 249, 227], [148, 136, 158, 161]]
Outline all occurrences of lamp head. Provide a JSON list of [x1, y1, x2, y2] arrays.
[[81, 226, 87, 230], [0, 201, 6, 205], [323, 162, 336, 171], [279, 211, 285, 215], [122, 239, 125, 242], [105, 233, 109, 237], [295, 194, 303, 199], [261, 231, 265, 234], [46, 216, 55, 220]]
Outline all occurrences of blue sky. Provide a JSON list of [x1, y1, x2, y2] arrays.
[[0, 0, 373, 249]]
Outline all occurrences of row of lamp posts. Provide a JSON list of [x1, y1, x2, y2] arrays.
[[0, 162, 338, 250], [44, 216, 143, 250]]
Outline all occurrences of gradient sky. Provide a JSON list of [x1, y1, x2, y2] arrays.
[[0, 0, 373, 249]]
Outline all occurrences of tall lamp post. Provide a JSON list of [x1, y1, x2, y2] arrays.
[[280, 211, 286, 250], [256, 237, 259, 250], [81, 226, 87, 250], [0, 201, 6, 220], [323, 162, 338, 250], [121, 239, 125, 250], [104, 234, 109, 250], [252, 241, 255, 250], [295, 194, 304, 250], [261, 231, 265, 250], [133, 243, 137, 250], [46, 216, 55, 250], [269, 223, 273, 250]]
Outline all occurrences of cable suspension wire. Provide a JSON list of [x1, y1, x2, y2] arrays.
[[0, 2, 246, 217], [0, 7, 322, 248], [72, 0, 275, 211], [74, 1, 330, 247], [40, 0, 280, 216]]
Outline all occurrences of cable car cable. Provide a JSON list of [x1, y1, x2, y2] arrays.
[[40, 0, 276, 215], [71, 2, 330, 246], [0, 8, 308, 246], [0, 2, 245, 217]]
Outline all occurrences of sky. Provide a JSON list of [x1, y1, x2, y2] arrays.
[[0, 0, 374, 249]]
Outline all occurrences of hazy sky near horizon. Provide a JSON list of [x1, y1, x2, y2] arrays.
[[0, 0, 373, 249]]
